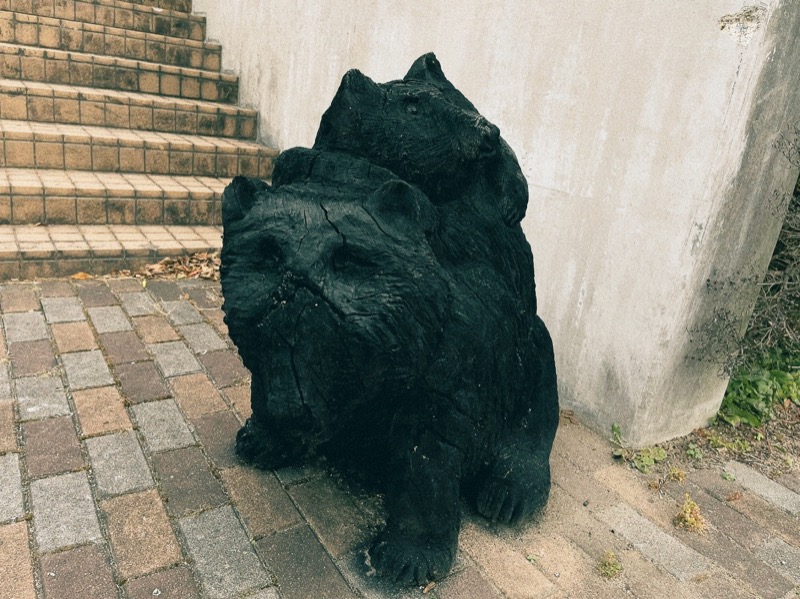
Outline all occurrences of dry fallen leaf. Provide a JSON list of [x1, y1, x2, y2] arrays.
[[70, 272, 94, 280]]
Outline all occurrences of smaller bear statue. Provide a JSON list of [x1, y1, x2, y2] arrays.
[[220, 53, 559, 587]]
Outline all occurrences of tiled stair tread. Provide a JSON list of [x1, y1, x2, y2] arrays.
[[0, 41, 238, 103], [131, 0, 192, 12], [0, 224, 221, 272], [0, 119, 270, 152], [1, 167, 228, 197], [0, 79, 258, 139], [1, 0, 206, 36], [0, 42, 236, 82], [0, 10, 222, 70]]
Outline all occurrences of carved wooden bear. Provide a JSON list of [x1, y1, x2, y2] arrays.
[[220, 53, 559, 586]]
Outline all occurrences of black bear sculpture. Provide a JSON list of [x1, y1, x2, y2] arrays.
[[220, 53, 559, 586]]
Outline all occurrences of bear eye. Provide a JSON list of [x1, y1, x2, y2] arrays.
[[403, 95, 420, 115], [258, 238, 283, 268], [331, 246, 379, 273]]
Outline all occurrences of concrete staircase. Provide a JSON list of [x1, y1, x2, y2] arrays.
[[0, 0, 277, 279]]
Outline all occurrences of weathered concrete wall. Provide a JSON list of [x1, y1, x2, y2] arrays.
[[194, 0, 800, 445]]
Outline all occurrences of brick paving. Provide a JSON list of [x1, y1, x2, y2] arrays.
[[0, 277, 798, 599]]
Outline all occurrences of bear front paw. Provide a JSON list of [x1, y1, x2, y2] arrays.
[[369, 532, 455, 586], [235, 419, 308, 470], [476, 476, 547, 524]]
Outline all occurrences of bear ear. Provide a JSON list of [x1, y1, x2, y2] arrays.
[[314, 69, 383, 150], [222, 176, 269, 225], [404, 52, 448, 84], [366, 180, 437, 236]]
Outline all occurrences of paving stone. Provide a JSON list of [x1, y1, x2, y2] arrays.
[[162, 300, 203, 325], [40, 297, 85, 323], [146, 280, 183, 302], [0, 362, 10, 401], [0, 400, 15, 453], [9, 339, 57, 377], [132, 315, 181, 344], [15, 375, 70, 421], [224, 384, 252, 420], [0, 522, 36, 599], [0, 285, 39, 312], [99, 331, 149, 365], [85, 431, 154, 497], [101, 489, 182, 579], [115, 361, 171, 403], [599, 503, 711, 582], [179, 322, 228, 353], [75, 281, 117, 307], [220, 467, 301, 538], [3, 312, 48, 343], [52, 321, 98, 353], [184, 285, 222, 309], [179, 505, 270, 599], [169, 372, 227, 418], [288, 474, 372, 558], [756, 537, 800, 584], [72, 386, 131, 437], [458, 520, 556, 599], [107, 278, 146, 294], [62, 349, 114, 390], [132, 399, 195, 452], [0, 452, 24, 523], [725, 460, 800, 516], [150, 341, 201, 377], [40, 544, 117, 598], [120, 292, 159, 317], [0, 326, 5, 362], [30, 471, 102, 552], [22, 415, 83, 479], [199, 350, 250, 388], [152, 446, 227, 517], [39, 280, 75, 298], [256, 524, 357, 599], [190, 410, 239, 468], [125, 565, 201, 599], [436, 562, 504, 599], [205, 309, 229, 337], [88, 306, 133, 334]]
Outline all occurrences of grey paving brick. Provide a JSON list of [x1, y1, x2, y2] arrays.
[[15, 375, 70, 421], [62, 350, 114, 390], [40, 297, 85, 323], [29, 471, 102, 552], [256, 524, 357, 599], [757, 537, 800, 584], [150, 341, 201, 377], [85, 431, 154, 496], [88, 306, 133, 334], [600, 503, 711, 581], [132, 399, 195, 452], [725, 460, 800, 516], [120, 292, 159, 317], [3, 312, 48, 343], [179, 505, 270, 599], [0, 361, 11, 400], [0, 452, 24, 522], [162, 300, 203, 326], [179, 323, 228, 353]]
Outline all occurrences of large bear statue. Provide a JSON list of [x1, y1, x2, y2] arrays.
[[220, 53, 559, 586]]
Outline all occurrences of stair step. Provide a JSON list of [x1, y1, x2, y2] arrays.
[[131, 0, 191, 13], [0, 10, 221, 70], [1, 167, 227, 225], [0, 119, 276, 177], [0, 42, 238, 102], [1, 0, 205, 40], [0, 79, 257, 139], [0, 223, 221, 280]]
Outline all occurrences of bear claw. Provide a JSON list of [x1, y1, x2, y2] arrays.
[[369, 535, 454, 586]]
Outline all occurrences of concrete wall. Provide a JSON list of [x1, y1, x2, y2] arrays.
[[194, 0, 800, 445]]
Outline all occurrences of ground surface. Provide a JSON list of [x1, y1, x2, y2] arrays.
[[0, 272, 798, 599]]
